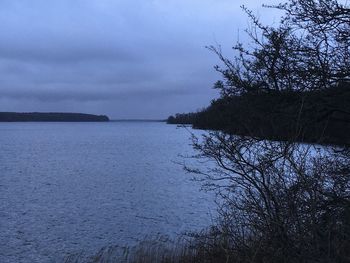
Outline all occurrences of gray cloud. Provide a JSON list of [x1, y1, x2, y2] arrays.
[[0, 0, 282, 118]]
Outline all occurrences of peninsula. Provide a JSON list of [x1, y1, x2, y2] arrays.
[[0, 112, 109, 122]]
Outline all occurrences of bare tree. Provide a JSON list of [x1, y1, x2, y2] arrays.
[[211, 0, 349, 97], [187, 1, 350, 262]]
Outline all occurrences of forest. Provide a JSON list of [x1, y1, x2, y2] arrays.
[[168, 83, 350, 145], [0, 112, 109, 122]]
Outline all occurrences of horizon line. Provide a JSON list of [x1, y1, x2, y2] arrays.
[[111, 119, 166, 122]]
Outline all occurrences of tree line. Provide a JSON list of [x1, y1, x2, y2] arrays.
[[0, 112, 109, 122], [168, 83, 350, 145]]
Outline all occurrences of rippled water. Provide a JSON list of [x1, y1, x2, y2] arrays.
[[0, 122, 215, 263]]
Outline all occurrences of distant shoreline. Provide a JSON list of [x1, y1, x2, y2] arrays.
[[0, 112, 109, 122], [111, 119, 166, 122]]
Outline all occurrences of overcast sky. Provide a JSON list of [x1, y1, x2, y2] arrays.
[[0, 0, 282, 119]]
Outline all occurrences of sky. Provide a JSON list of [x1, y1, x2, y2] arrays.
[[0, 0, 282, 119]]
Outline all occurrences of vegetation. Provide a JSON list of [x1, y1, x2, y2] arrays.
[[72, 0, 350, 262], [168, 0, 350, 146], [167, 113, 198, 125], [169, 83, 350, 145], [0, 112, 109, 122], [166, 1, 350, 262], [180, 1, 350, 261]]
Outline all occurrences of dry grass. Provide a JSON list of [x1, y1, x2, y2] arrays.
[[62, 232, 227, 263]]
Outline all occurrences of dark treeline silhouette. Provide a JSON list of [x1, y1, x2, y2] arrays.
[[0, 112, 109, 122], [167, 112, 198, 125], [168, 82, 350, 145]]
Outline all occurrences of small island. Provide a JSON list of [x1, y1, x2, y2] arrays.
[[0, 112, 109, 122]]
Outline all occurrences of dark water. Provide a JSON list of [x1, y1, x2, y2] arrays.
[[0, 122, 214, 263]]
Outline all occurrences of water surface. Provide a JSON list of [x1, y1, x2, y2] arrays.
[[0, 122, 214, 263]]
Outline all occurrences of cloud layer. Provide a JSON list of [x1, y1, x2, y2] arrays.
[[0, 0, 281, 118]]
